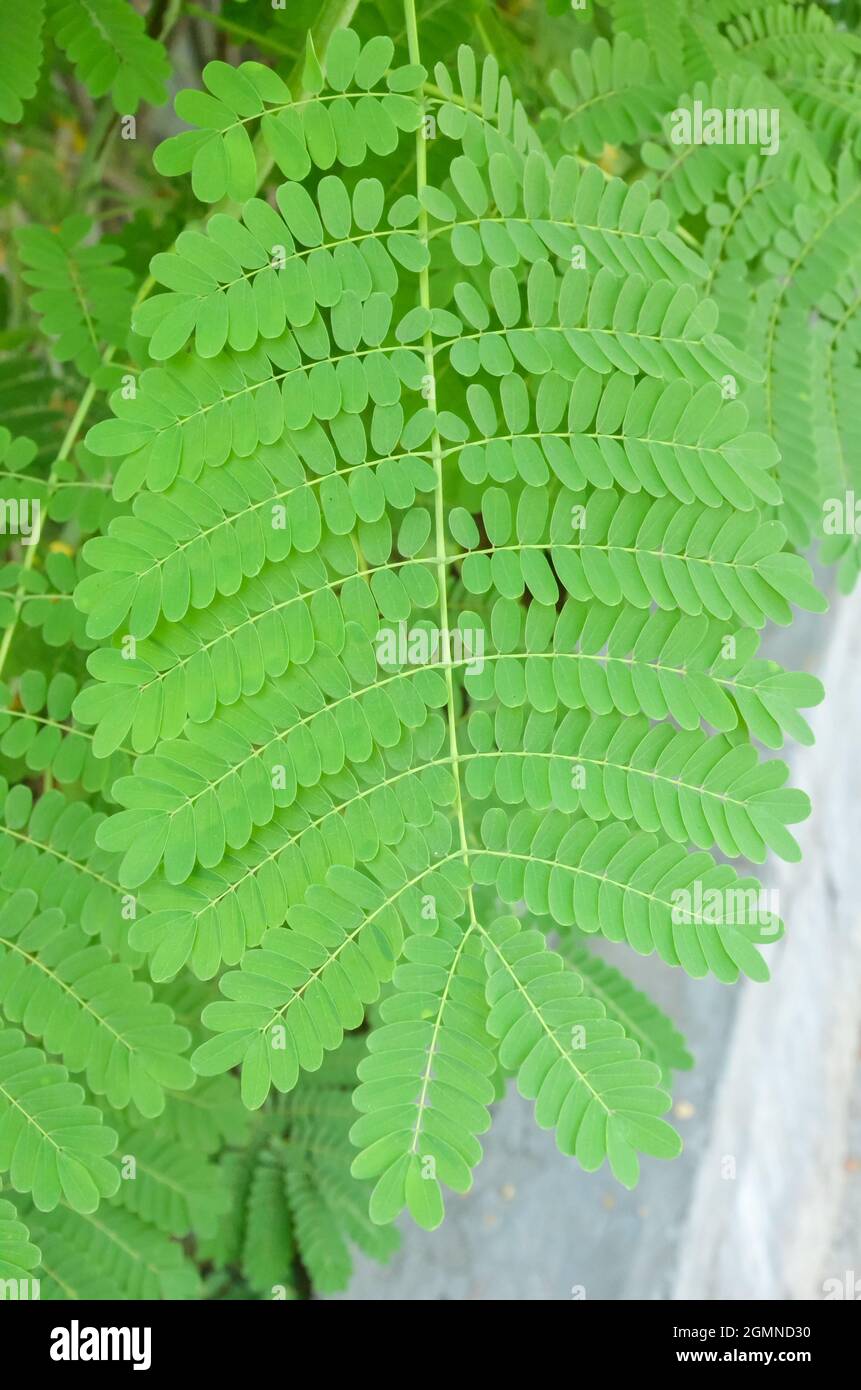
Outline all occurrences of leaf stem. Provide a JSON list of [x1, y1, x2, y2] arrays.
[[182, 2, 300, 57], [0, 378, 101, 682], [0, 274, 155, 684], [404, 0, 476, 913]]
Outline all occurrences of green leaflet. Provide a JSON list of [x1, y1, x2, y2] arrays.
[[350, 921, 495, 1230], [0, 782, 138, 962], [0, 1, 45, 123], [473, 813, 782, 983], [465, 708, 810, 863], [0, 1198, 40, 1285], [483, 916, 681, 1188], [0, 1028, 119, 1213], [48, 0, 170, 113], [23, 1202, 200, 1300], [0, 888, 194, 1116], [0, 668, 128, 796], [109, 1129, 229, 1238], [550, 32, 670, 156], [15, 217, 134, 378], [152, 39, 423, 205]]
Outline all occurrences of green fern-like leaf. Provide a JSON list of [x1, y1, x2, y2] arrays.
[[0, 669, 127, 796], [110, 1128, 230, 1237], [350, 921, 495, 1229], [23, 1200, 200, 1299], [15, 217, 134, 378], [483, 916, 681, 1190], [71, 20, 835, 1231], [241, 1151, 296, 1294], [0, 1197, 40, 1288], [2, 0, 854, 1272], [152, 34, 422, 205], [0, 782, 135, 959], [548, 33, 670, 157], [47, 0, 170, 113], [0, 887, 194, 1116], [0, 1027, 119, 1212]]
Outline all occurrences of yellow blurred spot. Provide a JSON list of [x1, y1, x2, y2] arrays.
[[674, 1100, 696, 1120], [55, 116, 86, 154], [48, 541, 75, 557], [598, 144, 624, 176], [500, 1183, 516, 1201]]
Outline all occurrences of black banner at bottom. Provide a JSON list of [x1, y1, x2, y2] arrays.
[[0, 1297, 856, 1374]]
